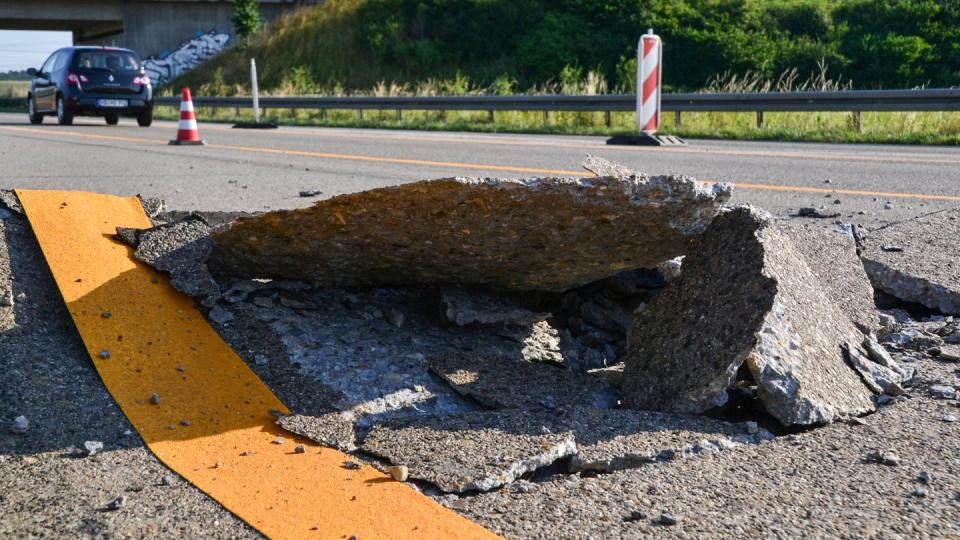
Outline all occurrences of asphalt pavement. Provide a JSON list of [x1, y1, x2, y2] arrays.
[[1, 112, 959, 226]]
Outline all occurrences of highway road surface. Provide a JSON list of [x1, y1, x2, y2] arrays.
[[1, 112, 959, 225]]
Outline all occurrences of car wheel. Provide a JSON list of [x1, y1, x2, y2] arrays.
[[56, 95, 73, 126], [136, 109, 153, 127], [27, 95, 43, 124], [105, 114, 119, 125]]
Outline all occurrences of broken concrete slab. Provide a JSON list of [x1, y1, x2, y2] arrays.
[[210, 175, 732, 292], [428, 354, 618, 410], [0, 190, 23, 215], [360, 409, 577, 493], [844, 343, 904, 396], [566, 408, 772, 473], [861, 208, 960, 315], [581, 155, 638, 178], [622, 206, 875, 426], [440, 287, 548, 327], [780, 220, 879, 332], [121, 216, 220, 300], [277, 412, 358, 452]]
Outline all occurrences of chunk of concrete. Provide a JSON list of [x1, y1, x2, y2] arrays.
[[622, 206, 875, 426], [566, 408, 772, 473], [360, 409, 577, 493], [277, 412, 358, 452], [780, 221, 878, 332], [440, 287, 548, 327], [123, 216, 219, 300], [581, 155, 639, 178], [861, 208, 960, 315], [428, 354, 619, 410], [210, 175, 731, 292]]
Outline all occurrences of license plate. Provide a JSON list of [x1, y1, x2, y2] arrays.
[[97, 99, 128, 108]]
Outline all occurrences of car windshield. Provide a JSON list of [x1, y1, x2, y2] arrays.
[[72, 51, 140, 72]]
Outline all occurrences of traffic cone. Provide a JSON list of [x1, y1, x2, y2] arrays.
[[169, 88, 205, 146]]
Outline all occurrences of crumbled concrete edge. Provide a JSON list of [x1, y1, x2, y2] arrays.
[[466, 437, 577, 493], [277, 413, 358, 452], [862, 258, 960, 316], [569, 429, 773, 473], [0, 190, 24, 215], [581, 155, 641, 178]]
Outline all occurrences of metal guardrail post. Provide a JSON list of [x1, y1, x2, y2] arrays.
[[756, 110, 764, 129], [674, 110, 681, 127], [852, 111, 862, 132]]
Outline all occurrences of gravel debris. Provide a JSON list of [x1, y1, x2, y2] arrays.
[[388, 465, 409, 482], [83, 440, 104, 456], [866, 450, 901, 466], [98, 350, 110, 359], [929, 385, 958, 400], [103, 495, 127, 511], [943, 414, 958, 423], [342, 461, 361, 470], [294, 445, 306, 454], [161, 475, 175, 486], [10, 415, 28, 434], [149, 393, 161, 405]]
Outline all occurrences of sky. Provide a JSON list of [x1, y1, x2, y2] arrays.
[[0, 30, 73, 72]]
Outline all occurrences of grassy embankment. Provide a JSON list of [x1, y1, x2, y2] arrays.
[[160, 0, 960, 144]]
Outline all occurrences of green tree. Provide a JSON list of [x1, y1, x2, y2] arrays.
[[232, 0, 264, 43]]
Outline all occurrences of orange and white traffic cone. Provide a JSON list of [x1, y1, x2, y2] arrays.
[[168, 88, 205, 146]]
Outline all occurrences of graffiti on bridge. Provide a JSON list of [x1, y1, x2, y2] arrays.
[[142, 30, 231, 87]]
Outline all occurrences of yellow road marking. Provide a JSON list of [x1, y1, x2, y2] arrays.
[[18, 189, 496, 540], [3, 125, 959, 203]]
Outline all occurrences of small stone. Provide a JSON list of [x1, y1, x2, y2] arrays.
[[161, 475, 175, 486], [342, 461, 362, 470], [912, 487, 928, 498], [212, 461, 222, 469], [833, 199, 842, 205], [83, 440, 104, 456], [943, 414, 958, 423], [294, 444, 306, 454], [389, 465, 409, 482], [658, 513, 678, 526], [101, 311, 112, 318], [179, 420, 191, 427], [867, 450, 901, 466], [880, 245, 903, 253], [0, 290, 13, 307], [929, 385, 958, 400], [884, 202, 893, 210], [98, 350, 111, 359], [149, 393, 160, 405], [386, 308, 404, 328], [918, 471, 932, 484], [104, 495, 127, 511], [272, 437, 285, 445], [848, 417, 867, 426], [10, 415, 28, 434], [208, 305, 235, 325], [299, 190, 322, 198]]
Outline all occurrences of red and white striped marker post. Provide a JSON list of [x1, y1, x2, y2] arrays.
[[636, 29, 662, 134], [168, 87, 206, 145]]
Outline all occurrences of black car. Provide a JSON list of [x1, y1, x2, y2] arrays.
[[26, 46, 153, 126]]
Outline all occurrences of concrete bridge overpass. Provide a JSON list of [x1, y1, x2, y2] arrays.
[[0, 0, 316, 58]]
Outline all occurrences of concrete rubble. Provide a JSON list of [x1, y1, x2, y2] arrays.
[[277, 412, 358, 452], [860, 208, 960, 315], [116, 215, 219, 301], [622, 206, 879, 426], [780, 221, 879, 332], [428, 354, 619, 410], [360, 409, 578, 493], [359, 407, 772, 492], [209, 174, 732, 292]]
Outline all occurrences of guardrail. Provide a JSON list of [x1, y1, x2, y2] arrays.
[[5, 88, 959, 128], [154, 88, 960, 129]]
